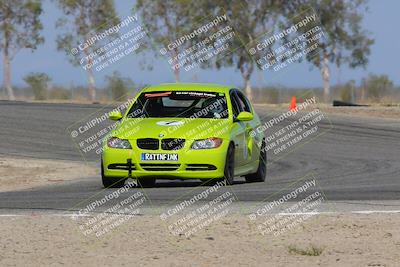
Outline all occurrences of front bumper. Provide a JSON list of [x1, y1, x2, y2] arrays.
[[102, 140, 228, 180]]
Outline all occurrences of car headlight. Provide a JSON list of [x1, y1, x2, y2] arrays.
[[191, 138, 223, 149], [107, 137, 132, 149]]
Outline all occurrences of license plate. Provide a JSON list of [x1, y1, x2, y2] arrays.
[[141, 153, 178, 161]]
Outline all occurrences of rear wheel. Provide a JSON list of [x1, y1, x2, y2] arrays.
[[245, 139, 267, 183], [101, 162, 126, 188], [223, 143, 235, 185], [137, 177, 156, 188]]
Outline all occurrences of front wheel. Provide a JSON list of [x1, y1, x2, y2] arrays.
[[245, 139, 266, 183], [101, 162, 126, 188], [223, 143, 235, 185]]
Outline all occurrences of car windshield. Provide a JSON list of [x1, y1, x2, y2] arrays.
[[126, 91, 229, 119]]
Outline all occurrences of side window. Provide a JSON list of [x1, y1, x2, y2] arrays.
[[235, 91, 251, 113], [230, 91, 240, 118]]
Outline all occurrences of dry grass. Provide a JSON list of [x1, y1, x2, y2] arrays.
[[288, 244, 324, 256]]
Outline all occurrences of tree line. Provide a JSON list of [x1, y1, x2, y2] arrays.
[[18, 71, 397, 105], [21, 71, 135, 101], [1, 0, 374, 102]]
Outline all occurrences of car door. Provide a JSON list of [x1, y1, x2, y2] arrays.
[[234, 90, 257, 166], [229, 90, 247, 168]]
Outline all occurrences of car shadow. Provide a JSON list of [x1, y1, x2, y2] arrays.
[[152, 179, 246, 188]]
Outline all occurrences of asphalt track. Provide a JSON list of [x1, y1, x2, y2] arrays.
[[0, 101, 399, 213]]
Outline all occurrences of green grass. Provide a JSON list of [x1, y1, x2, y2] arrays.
[[288, 244, 324, 256]]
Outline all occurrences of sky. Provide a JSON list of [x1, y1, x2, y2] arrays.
[[1, 0, 399, 89]]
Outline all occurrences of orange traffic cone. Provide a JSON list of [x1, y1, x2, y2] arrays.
[[290, 96, 297, 111]]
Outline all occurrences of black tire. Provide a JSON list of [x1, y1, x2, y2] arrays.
[[245, 139, 267, 183], [137, 177, 156, 188], [101, 162, 126, 188], [224, 143, 235, 185]]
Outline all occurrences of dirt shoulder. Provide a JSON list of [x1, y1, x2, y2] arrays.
[[0, 156, 96, 192], [255, 103, 400, 120], [318, 105, 400, 120], [0, 213, 399, 266]]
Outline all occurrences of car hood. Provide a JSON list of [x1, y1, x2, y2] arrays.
[[113, 118, 232, 140]]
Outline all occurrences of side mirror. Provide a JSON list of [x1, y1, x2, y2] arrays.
[[109, 110, 122, 121], [236, 111, 253, 122]]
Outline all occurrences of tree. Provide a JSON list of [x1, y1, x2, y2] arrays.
[[204, 0, 282, 101], [135, 0, 200, 82], [208, 0, 372, 102], [24, 72, 51, 100], [290, 0, 374, 101], [339, 80, 356, 102], [365, 74, 393, 101], [0, 0, 44, 100], [55, 0, 119, 102], [136, 0, 286, 100], [105, 71, 134, 101]]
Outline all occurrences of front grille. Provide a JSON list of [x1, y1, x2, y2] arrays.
[[137, 138, 159, 150], [186, 164, 217, 171], [140, 163, 180, 171], [161, 138, 185, 150], [108, 163, 136, 171]]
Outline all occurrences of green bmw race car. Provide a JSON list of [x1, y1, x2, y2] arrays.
[[101, 83, 266, 188]]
